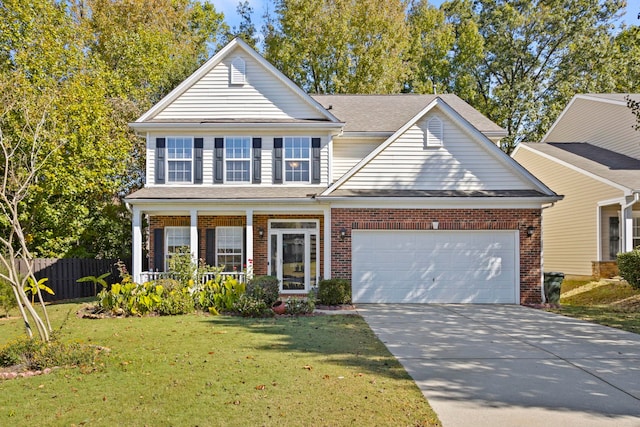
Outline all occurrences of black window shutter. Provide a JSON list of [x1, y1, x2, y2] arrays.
[[252, 138, 262, 184], [242, 227, 247, 268], [205, 229, 215, 266], [273, 137, 283, 184], [155, 138, 166, 184], [311, 138, 321, 184], [214, 138, 224, 184], [194, 137, 203, 184], [153, 228, 164, 271]]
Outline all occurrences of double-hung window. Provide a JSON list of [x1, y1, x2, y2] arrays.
[[284, 137, 310, 182], [165, 227, 190, 270], [225, 137, 251, 182], [216, 227, 243, 272], [167, 137, 193, 182]]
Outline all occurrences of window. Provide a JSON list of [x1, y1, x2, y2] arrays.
[[230, 57, 246, 85], [634, 217, 640, 249], [165, 227, 190, 270], [284, 137, 310, 182], [425, 117, 443, 148], [167, 137, 193, 182], [216, 227, 243, 272], [225, 137, 251, 182]]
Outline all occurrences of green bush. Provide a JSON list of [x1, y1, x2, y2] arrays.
[[285, 297, 315, 315], [317, 279, 351, 305], [158, 288, 195, 315], [97, 280, 164, 316], [194, 276, 246, 312], [246, 275, 280, 306], [618, 249, 640, 289], [232, 294, 272, 317]]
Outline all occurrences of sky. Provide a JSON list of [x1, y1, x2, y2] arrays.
[[214, 0, 640, 31]]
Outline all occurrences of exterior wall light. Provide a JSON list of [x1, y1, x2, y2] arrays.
[[339, 228, 347, 239], [527, 226, 535, 237], [258, 227, 264, 238]]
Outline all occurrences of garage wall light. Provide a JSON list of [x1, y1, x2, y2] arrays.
[[339, 228, 347, 239], [432, 221, 439, 230], [526, 226, 535, 237]]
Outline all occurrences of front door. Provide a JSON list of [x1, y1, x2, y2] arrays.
[[268, 221, 319, 293]]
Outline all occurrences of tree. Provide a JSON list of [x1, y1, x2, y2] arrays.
[[224, 1, 258, 49], [264, 0, 409, 94], [458, 0, 626, 152]]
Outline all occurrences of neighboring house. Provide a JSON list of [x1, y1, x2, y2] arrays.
[[125, 38, 560, 304], [512, 94, 640, 278]]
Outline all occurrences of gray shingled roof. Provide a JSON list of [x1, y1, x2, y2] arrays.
[[311, 94, 506, 136], [521, 142, 640, 191], [126, 186, 320, 200]]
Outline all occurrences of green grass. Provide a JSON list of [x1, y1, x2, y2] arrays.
[[551, 280, 640, 335], [0, 301, 440, 427]]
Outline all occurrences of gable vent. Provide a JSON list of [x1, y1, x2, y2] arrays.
[[425, 116, 443, 148], [230, 57, 246, 85]]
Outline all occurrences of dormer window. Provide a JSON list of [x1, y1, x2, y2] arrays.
[[230, 57, 246, 85], [425, 116, 443, 148]]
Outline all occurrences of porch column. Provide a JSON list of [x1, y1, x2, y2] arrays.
[[190, 209, 198, 263], [323, 206, 331, 280], [245, 209, 254, 279], [622, 200, 634, 253], [132, 206, 143, 283]]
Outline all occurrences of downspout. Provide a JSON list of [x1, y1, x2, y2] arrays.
[[539, 202, 557, 304]]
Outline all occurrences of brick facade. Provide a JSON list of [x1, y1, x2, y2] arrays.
[[148, 214, 324, 278], [330, 208, 543, 305]]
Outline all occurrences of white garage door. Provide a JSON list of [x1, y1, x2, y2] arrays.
[[352, 230, 518, 303]]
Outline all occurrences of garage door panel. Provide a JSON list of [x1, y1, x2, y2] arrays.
[[352, 230, 518, 304]]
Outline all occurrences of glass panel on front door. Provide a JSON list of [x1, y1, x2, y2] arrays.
[[282, 233, 305, 291]]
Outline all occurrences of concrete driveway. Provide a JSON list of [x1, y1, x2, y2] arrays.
[[357, 304, 640, 427]]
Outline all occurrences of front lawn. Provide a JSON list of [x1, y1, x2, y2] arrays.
[[550, 279, 640, 334], [0, 302, 440, 426]]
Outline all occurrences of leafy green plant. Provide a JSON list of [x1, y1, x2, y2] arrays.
[[317, 278, 351, 305], [77, 272, 111, 295], [0, 275, 17, 317], [194, 276, 246, 312], [285, 297, 315, 315], [0, 336, 103, 371], [618, 249, 640, 289], [232, 294, 272, 317], [158, 288, 195, 315], [246, 275, 280, 306], [24, 277, 54, 304]]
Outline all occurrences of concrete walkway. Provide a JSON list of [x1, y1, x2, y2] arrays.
[[357, 304, 640, 427]]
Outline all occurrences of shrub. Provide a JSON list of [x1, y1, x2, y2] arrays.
[[0, 275, 17, 317], [158, 288, 195, 315], [232, 294, 272, 317], [97, 281, 164, 316], [618, 249, 640, 289], [246, 275, 280, 306], [317, 279, 351, 305], [194, 276, 246, 312], [285, 297, 315, 315]]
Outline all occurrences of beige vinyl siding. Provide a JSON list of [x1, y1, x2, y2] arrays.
[[153, 50, 324, 121], [544, 98, 640, 159], [341, 112, 532, 190], [332, 137, 383, 181], [513, 148, 622, 275]]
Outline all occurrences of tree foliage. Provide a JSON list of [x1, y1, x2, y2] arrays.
[[0, 0, 225, 259]]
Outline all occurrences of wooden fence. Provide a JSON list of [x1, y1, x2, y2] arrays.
[[16, 258, 129, 302]]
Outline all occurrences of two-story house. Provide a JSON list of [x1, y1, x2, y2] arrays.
[[513, 94, 640, 278], [125, 38, 560, 304]]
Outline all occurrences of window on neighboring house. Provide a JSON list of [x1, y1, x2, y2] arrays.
[[284, 137, 310, 182], [230, 57, 246, 85], [216, 226, 243, 272], [225, 136, 251, 182], [633, 217, 640, 249], [167, 137, 193, 182], [165, 226, 190, 270], [425, 117, 443, 148]]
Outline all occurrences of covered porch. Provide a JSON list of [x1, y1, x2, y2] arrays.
[[596, 193, 640, 277], [129, 203, 332, 294]]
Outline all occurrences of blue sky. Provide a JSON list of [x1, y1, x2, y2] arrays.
[[215, 0, 640, 31]]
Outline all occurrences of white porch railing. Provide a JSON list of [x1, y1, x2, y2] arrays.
[[140, 271, 246, 284]]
